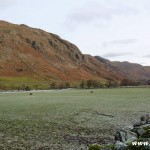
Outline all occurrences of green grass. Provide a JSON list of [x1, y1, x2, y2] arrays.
[[0, 88, 150, 149], [0, 76, 49, 90]]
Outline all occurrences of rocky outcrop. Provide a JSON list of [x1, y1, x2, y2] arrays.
[[0, 21, 150, 83], [0, 21, 119, 81], [89, 114, 150, 150]]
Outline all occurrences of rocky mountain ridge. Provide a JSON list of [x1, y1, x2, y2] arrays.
[[0, 21, 150, 83]]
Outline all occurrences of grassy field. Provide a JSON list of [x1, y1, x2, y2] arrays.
[[0, 88, 150, 150], [0, 76, 50, 90]]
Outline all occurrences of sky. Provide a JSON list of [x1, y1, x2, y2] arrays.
[[0, 0, 150, 66]]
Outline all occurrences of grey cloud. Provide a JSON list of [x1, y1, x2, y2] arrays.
[[102, 39, 137, 47], [103, 52, 132, 58], [143, 54, 150, 58], [0, 0, 17, 8], [67, 0, 138, 25]]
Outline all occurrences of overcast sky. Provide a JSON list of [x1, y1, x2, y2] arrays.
[[0, 0, 150, 66]]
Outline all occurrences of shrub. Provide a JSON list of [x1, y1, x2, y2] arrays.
[[89, 143, 103, 150], [25, 86, 30, 91]]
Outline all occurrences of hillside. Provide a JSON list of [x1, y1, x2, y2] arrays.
[[95, 56, 150, 80], [0, 21, 150, 88]]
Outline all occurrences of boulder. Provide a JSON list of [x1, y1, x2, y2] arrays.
[[114, 141, 127, 150], [141, 114, 150, 124], [114, 130, 137, 143], [89, 114, 150, 150], [133, 114, 150, 127], [133, 127, 146, 137]]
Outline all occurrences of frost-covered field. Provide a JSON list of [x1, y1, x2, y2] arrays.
[[0, 88, 150, 150]]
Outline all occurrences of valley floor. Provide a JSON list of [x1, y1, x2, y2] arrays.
[[0, 88, 150, 149]]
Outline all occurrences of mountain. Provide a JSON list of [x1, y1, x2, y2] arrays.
[[95, 56, 150, 80], [0, 21, 150, 87]]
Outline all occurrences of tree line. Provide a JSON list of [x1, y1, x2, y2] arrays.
[[0, 79, 150, 91], [50, 79, 150, 89]]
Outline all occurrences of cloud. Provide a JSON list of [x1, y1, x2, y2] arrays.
[[66, 0, 138, 26], [143, 54, 150, 58], [103, 52, 132, 58], [102, 39, 137, 47], [0, 0, 17, 8]]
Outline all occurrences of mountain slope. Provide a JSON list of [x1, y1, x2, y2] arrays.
[[95, 56, 150, 80], [0, 21, 150, 85], [0, 21, 118, 82]]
